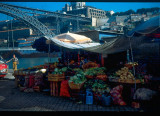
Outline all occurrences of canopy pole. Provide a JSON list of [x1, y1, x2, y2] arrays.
[[78, 50, 80, 64], [127, 49, 130, 63], [7, 15, 9, 48], [129, 37, 136, 91], [48, 40, 51, 63], [101, 54, 104, 67]]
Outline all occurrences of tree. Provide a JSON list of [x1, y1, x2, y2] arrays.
[[113, 9, 135, 16], [125, 9, 135, 15], [106, 12, 112, 17]]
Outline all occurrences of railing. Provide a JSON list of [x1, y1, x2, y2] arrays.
[[0, 47, 36, 51], [0, 3, 55, 39]]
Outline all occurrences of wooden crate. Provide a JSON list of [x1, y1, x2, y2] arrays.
[[47, 73, 65, 96], [48, 73, 65, 82]]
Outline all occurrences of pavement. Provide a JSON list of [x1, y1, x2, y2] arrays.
[[4, 69, 15, 80], [0, 71, 143, 112]]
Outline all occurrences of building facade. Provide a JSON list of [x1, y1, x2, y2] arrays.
[[63, 2, 107, 19]]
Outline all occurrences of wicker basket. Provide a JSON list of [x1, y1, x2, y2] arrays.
[[68, 81, 85, 90], [48, 73, 65, 81]]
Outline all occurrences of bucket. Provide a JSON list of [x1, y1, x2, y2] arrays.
[[86, 91, 93, 105], [102, 95, 112, 106]]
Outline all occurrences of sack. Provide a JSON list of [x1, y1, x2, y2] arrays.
[[29, 75, 35, 88], [110, 85, 126, 106], [60, 80, 71, 97], [133, 88, 157, 101]]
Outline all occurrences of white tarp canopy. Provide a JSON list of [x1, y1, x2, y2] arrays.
[[45, 32, 101, 49], [45, 34, 145, 55], [54, 32, 92, 44]]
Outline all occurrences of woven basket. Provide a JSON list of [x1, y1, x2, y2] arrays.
[[68, 81, 85, 90]]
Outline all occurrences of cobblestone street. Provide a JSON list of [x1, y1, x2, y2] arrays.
[[0, 79, 141, 112]]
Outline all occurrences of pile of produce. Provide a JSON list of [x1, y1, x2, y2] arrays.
[[111, 66, 145, 83], [84, 67, 107, 80], [84, 79, 110, 95], [27, 65, 44, 70], [51, 67, 67, 75], [116, 67, 135, 81], [69, 73, 86, 84], [84, 67, 95, 78], [73, 68, 84, 74], [82, 61, 98, 70], [68, 70, 87, 90]]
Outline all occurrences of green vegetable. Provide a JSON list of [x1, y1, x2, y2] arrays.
[[84, 67, 106, 76], [52, 68, 64, 74], [61, 67, 68, 72], [69, 72, 86, 84]]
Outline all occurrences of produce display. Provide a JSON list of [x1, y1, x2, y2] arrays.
[[13, 58, 152, 108], [106, 66, 144, 83]]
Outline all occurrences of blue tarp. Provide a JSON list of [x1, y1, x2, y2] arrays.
[[127, 15, 160, 37]]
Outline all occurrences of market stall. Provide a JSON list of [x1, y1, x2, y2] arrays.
[[13, 16, 160, 108]]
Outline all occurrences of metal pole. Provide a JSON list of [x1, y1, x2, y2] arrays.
[[11, 19, 14, 50], [56, 16, 60, 35], [76, 17, 79, 32], [127, 49, 130, 63], [48, 40, 51, 63], [7, 16, 9, 48], [129, 37, 136, 90]]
